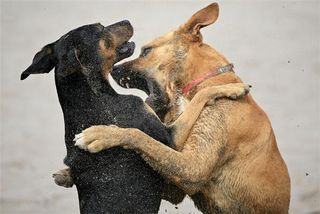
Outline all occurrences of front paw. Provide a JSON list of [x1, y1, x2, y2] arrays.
[[74, 125, 125, 153], [227, 83, 251, 100], [74, 133, 87, 151], [205, 83, 251, 106]]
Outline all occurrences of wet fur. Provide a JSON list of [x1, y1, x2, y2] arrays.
[[77, 3, 290, 214]]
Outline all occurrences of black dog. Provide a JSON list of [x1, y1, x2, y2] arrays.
[[21, 21, 172, 213]]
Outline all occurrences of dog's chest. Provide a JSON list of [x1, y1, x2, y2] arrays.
[[164, 95, 189, 125], [176, 95, 188, 115]]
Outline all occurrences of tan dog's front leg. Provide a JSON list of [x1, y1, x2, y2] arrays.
[[75, 125, 224, 194], [171, 83, 249, 150]]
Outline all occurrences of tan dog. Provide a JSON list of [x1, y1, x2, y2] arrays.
[[75, 3, 290, 213]]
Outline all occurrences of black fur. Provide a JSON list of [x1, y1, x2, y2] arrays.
[[111, 66, 170, 122], [21, 21, 172, 213]]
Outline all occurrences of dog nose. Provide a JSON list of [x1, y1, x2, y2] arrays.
[[118, 41, 135, 54]]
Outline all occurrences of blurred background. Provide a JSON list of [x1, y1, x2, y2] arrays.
[[1, 0, 319, 213]]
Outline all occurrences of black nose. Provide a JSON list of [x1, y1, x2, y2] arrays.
[[117, 41, 135, 55], [115, 41, 135, 63]]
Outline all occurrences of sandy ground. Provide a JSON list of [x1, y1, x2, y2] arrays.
[[1, 1, 319, 213]]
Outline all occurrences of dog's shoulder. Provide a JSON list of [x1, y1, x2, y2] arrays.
[[114, 95, 174, 147]]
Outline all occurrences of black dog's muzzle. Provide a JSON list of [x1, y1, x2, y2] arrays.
[[116, 41, 135, 62]]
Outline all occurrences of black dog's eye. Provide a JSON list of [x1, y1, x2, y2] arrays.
[[140, 47, 152, 57]]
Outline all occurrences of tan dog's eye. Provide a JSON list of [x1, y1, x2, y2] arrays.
[[140, 47, 152, 57]]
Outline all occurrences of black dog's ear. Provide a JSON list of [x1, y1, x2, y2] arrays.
[[21, 43, 55, 80]]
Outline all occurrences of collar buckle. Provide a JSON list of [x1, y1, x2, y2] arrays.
[[217, 63, 234, 74]]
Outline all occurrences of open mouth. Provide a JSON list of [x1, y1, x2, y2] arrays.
[[110, 65, 169, 120], [116, 41, 135, 62]]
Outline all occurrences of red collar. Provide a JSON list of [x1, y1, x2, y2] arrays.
[[182, 63, 234, 96]]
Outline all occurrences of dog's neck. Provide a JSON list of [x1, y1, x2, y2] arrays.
[[182, 44, 230, 85], [54, 70, 116, 118], [164, 46, 242, 122], [182, 45, 242, 98], [182, 63, 234, 96]]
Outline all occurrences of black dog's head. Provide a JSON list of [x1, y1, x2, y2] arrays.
[[21, 21, 135, 87]]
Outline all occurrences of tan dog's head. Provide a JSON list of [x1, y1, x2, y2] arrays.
[[112, 3, 229, 120]]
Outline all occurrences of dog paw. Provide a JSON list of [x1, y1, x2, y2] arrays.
[[74, 133, 88, 151], [205, 83, 251, 105], [74, 125, 125, 153], [52, 168, 73, 188], [74, 129, 103, 153], [226, 83, 251, 100]]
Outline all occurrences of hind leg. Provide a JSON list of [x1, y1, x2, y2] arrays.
[[52, 167, 74, 188]]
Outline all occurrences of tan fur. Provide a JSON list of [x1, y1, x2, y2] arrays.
[[98, 39, 116, 78], [98, 27, 134, 78], [76, 3, 290, 213]]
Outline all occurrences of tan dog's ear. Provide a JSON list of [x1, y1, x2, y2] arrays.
[[180, 3, 219, 39]]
